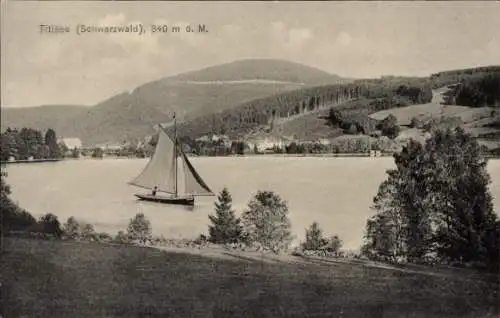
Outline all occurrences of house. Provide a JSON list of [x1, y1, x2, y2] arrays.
[[318, 138, 331, 146], [246, 135, 293, 152], [59, 138, 83, 149]]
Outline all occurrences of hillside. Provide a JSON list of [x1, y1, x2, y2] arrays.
[[367, 69, 500, 151], [3, 64, 498, 147], [175, 68, 500, 153], [1, 238, 498, 317], [1, 105, 90, 134], [1, 59, 343, 146], [172, 77, 433, 139]]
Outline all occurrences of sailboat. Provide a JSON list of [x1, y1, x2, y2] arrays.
[[128, 115, 214, 206]]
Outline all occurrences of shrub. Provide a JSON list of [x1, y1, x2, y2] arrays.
[[38, 213, 63, 239], [63, 216, 80, 239], [323, 235, 343, 254], [91, 147, 104, 159], [301, 222, 343, 256], [127, 213, 152, 245], [1, 175, 37, 232], [63, 216, 101, 241], [302, 222, 326, 251], [114, 230, 131, 244], [378, 114, 400, 139], [241, 190, 293, 253], [346, 123, 358, 135]]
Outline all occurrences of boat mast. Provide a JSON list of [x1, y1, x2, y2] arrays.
[[173, 112, 178, 197]]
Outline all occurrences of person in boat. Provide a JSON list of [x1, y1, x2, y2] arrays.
[[152, 186, 158, 196]]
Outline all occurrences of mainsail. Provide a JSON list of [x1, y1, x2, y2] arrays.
[[129, 127, 214, 197], [128, 129, 176, 194]]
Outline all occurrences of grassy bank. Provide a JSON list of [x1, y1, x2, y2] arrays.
[[1, 237, 498, 318]]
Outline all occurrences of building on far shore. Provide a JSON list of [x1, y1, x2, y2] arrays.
[[58, 137, 83, 150], [246, 135, 293, 152]]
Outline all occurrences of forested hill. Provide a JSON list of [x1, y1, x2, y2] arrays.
[[170, 77, 433, 139], [172, 66, 500, 141], [2, 63, 499, 146], [1, 59, 344, 146]]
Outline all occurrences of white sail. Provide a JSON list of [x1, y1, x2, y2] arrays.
[[179, 151, 214, 196], [128, 129, 177, 194]]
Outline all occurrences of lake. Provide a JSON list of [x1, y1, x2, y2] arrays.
[[5, 157, 500, 250]]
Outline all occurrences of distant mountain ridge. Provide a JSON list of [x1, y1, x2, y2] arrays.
[[163, 59, 341, 84], [1, 59, 343, 145], [0, 105, 91, 134]]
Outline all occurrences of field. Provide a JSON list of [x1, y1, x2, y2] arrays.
[[1, 238, 498, 318], [368, 104, 476, 126], [368, 83, 495, 127]]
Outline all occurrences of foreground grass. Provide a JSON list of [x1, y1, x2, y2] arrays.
[[1, 238, 498, 318]]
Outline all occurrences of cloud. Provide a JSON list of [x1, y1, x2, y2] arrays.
[[288, 28, 313, 48], [335, 31, 352, 47], [270, 21, 314, 51], [4, 3, 500, 106]]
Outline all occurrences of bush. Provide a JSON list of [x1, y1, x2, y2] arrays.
[[377, 114, 400, 139], [114, 230, 131, 244], [323, 235, 343, 254], [80, 223, 96, 240], [302, 222, 326, 251], [301, 222, 343, 256], [193, 234, 209, 245], [91, 148, 104, 159], [1, 175, 37, 232], [38, 213, 63, 238], [63, 216, 104, 242], [241, 190, 293, 253], [346, 123, 358, 135], [63, 216, 80, 239], [127, 213, 152, 244]]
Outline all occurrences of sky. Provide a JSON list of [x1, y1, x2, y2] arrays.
[[2, 1, 500, 107]]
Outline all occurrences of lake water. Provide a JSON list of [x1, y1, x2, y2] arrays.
[[5, 157, 500, 250]]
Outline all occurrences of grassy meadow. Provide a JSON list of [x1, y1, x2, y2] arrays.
[[1, 237, 498, 318]]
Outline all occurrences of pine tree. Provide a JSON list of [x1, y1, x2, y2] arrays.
[[208, 187, 243, 244], [44, 128, 61, 158]]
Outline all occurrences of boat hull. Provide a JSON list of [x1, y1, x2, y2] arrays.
[[134, 194, 195, 206]]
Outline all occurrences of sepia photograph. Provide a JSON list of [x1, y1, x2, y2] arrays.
[[1, 1, 499, 317]]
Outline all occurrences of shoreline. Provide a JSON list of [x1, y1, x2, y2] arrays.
[[3, 153, 500, 163], [1, 158, 62, 165]]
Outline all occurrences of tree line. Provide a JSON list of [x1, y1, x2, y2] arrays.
[[0, 127, 62, 161], [443, 72, 500, 108], [205, 187, 343, 256], [430, 65, 500, 89]]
